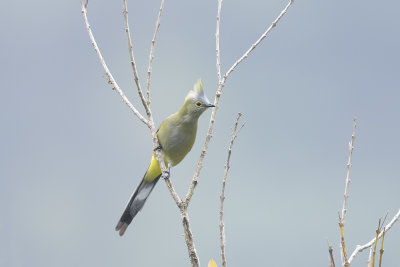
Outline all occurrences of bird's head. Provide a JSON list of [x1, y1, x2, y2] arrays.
[[183, 79, 215, 117]]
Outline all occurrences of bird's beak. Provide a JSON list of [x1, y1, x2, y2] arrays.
[[206, 103, 215, 108]]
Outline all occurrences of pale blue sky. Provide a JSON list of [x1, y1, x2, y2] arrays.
[[1, 0, 400, 266]]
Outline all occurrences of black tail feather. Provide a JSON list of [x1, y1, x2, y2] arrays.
[[115, 175, 161, 236]]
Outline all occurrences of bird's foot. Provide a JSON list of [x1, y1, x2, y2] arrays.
[[162, 167, 171, 179], [154, 145, 162, 151]]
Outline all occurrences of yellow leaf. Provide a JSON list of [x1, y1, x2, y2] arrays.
[[208, 259, 217, 267]]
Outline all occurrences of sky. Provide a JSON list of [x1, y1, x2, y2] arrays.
[[1, 0, 400, 266]]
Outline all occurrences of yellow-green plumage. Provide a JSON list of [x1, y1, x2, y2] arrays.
[[143, 154, 162, 183], [115, 80, 214, 236]]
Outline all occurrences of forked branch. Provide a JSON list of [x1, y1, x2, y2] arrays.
[[80, 1, 149, 127], [185, 0, 295, 205], [81, 1, 295, 266], [348, 209, 400, 264], [122, 0, 150, 117]]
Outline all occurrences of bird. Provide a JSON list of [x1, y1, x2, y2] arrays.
[[115, 79, 214, 236]]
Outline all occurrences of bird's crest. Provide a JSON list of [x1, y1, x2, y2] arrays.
[[186, 79, 205, 101], [193, 79, 204, 95]]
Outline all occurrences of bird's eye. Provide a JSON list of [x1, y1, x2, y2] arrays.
[[195, 101, 202, 107]]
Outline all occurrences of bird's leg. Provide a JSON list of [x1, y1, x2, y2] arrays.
[[162, 166, 171, 179]]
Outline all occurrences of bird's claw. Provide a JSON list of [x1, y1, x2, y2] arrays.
[[162, 168, 170, 179], [154, 145, 162, 151]]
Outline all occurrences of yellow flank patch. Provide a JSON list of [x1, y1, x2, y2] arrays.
[[144, 154, 162, 183]]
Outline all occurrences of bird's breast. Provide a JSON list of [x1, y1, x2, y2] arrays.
[[160, 121, 197, 166]]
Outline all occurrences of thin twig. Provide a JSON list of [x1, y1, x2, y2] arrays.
[[82, 0, 177, 209], [80, 1, 149, 126], [223, 0, 295, 81], [372, 216, 387, 267], [146, 0, 165, 105], [122, 0, 151, 117], [338, 215, 349, 266], [215, 0, 223, 82], [341, 117, 357, 223], [82, 0, 173, 206], [371, 219, 382, 267], [339, 117, 357, 266], [184, 0, 295, 206], [121, 0, 181, 209], [367, 246, 373, 267], [378, 227, 385, 267], [83, 1, 294, 266], [163, 175, 182, 204], [181, 209, 200, 267], [220, 113, 244, 267], [348, 209, 400, 264], [82, 2, 204, 266], [327, 241, 335, 267], [136, 1, 200, 265]]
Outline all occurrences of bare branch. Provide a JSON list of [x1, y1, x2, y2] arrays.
[[215, 0, 223, 82], [327, 241, 335, 267], [121, 0, 180, 211], [184, 0, 294, 204], [146, 0, 166, 105], [122, 0, 151, 118], [378, 227, 386, 267], [223, 0, 295, 81], [123, 1, 198, 264], [150, 140, 181, 208], [367, 246, 373, 267], [181, 210, 200, 267], [184, 85, 222, 204], [339, 117, 356, 266], [371, 219, 382, 267], [348, 209, 400, 264], [125, 0, 181, 222], [338, 214, 349, 266], [341, 117, 357, 224], [220, 113, 244, 267], [82, 0, 178, 234], [121, 1, 191, 260], [80, 1, 149, 127], [163, 175, 182, 204], [83, 1, 295, 266]]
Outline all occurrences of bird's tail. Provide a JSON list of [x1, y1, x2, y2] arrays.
[[115, 174, 161, 236]]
